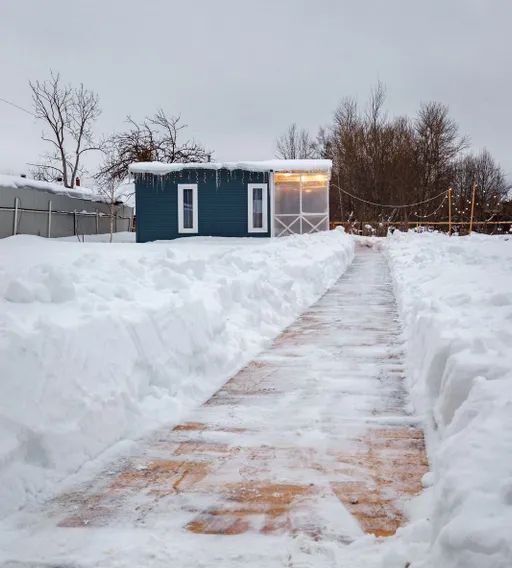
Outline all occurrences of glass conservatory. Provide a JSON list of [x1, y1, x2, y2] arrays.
[[272, 171, 330, 236]]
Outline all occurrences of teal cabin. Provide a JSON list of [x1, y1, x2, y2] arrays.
[[129, 160, 331, 242]]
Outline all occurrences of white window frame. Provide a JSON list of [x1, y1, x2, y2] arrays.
[[247, 183, 268, 233], [178, 184, 198, 234]]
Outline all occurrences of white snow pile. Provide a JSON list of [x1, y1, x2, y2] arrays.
[[384, 232, 512, 568], [0, 230, 354, 518]]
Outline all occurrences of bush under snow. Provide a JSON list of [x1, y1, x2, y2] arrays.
[[384, 232, 512, 568], [0, 230, 354, 518]]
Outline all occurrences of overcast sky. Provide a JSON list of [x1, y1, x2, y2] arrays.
[[1, 0, 510, 180]]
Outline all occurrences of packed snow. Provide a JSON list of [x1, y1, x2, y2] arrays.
[[383, 232, 512, 568], [0, 238, 428, 568], [0, 229, 510, 568], [129, 159, 332, 175], [0, 230, 353, 518], [57, 231, 136, 243]]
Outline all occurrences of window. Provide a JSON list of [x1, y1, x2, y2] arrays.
[[178, 184, 198, 234], [273, 172, 329, 236], [248, 183, 268, 233], [301, 176, 329, 214]]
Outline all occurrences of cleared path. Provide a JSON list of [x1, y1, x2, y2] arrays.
[[4, 246, 428, 566]]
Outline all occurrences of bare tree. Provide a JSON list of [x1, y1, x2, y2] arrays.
[[97, 110, 210, 183], [366, 81, 387, 132], [275, 123, 317, 159], [95, 177, 134, 243], [415, 101, 467, 201], [314, 83, 508, 230], [29, 72, 102, 188], [452, 149, 509, 223]]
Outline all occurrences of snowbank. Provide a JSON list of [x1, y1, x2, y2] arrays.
[[57, 231, 136, 243], [0, 230, 354, 518], [384, 232, 512, 568]]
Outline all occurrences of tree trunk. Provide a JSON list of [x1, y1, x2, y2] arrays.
[[109, 203, 114, 243]]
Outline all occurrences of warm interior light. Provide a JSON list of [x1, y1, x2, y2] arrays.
[[274, 173, 302, 183], [274, 171, 330, 183], [300, 174, 330, 183]]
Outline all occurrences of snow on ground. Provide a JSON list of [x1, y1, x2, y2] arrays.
[[0, 240, 429, 568], [0, 230, 354, 519], [57, 231, 136, 243], [2, 229, 510, 568], [383, 232, 512, 568]]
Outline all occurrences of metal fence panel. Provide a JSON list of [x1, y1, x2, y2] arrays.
[[0, 184, 133, 239]]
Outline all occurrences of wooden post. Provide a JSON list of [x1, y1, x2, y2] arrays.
[[95, 210, 99, 234], [448, 188, 452, 236], [73, 210, 77, 236], [469, 183, 477, 234]]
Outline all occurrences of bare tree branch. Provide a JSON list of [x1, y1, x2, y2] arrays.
[[97, 110, 210, 184], [275, 123, 318, 159], [29, 71, 102, 188], [316, 82, 495, 226]]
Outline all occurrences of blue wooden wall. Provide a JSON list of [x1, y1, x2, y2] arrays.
[[135, 168, 271, 242]]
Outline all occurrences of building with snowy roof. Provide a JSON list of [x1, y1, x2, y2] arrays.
[[129, 160, 331, 242]]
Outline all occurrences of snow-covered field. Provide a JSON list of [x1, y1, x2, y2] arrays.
[[1, 229, 510, 568], [0, 230, 354, 518], [383, 232, 512, 568]]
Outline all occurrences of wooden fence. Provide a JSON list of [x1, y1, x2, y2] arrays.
[[331, 220, 512, 237]]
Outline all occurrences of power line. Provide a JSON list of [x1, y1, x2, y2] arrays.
[[0, 96, 35, 117], [331, 183, 448, 209]]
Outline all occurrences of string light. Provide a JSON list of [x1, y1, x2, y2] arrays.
[[412, 193, 449, 219], [331, 183, 448, 209]]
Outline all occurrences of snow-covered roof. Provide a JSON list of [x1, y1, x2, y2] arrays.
[[0, 174, 134, 207], [129, 159, 332, 175], [0, 174, 104, 203]]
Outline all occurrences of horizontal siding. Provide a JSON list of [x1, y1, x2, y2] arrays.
[[136, 169, 271, 242]]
